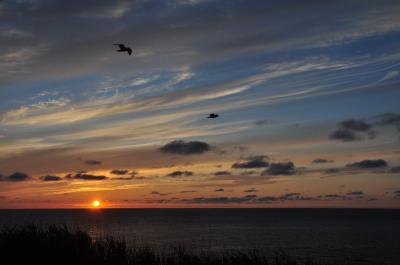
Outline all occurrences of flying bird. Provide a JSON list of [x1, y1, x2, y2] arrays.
[[207, 113, 219, 119], [113, 44, 132, 55]]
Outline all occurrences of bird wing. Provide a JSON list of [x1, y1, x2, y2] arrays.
[[127, 48, 132, 55]]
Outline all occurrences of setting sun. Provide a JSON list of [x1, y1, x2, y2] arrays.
[[92, 200, 101, 208]]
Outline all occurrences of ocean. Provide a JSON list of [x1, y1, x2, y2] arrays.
[[0, 208, 399, 264]]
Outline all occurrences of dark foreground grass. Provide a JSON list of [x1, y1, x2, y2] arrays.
[[0, 224, 324, 265]]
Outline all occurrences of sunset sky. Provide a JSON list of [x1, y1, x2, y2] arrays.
[[1, 0, 400, 208]]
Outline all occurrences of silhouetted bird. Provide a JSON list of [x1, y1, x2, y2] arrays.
[[113, 44, 132, 55], [207, 113, 219, 119]]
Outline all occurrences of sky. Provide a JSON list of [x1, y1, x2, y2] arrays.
[[0, 0, 400, 209]]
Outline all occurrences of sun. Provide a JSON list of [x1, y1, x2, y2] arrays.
[[91, 200, 101, 208]]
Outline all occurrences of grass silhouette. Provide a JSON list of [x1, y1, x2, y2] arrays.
[[0, 224, 323, 265]]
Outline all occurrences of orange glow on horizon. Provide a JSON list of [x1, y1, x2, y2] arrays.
[[91, 200, 101, 208]]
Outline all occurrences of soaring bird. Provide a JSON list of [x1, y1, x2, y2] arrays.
[[207, 113, 219, 119], [113, 44, 132, 55]]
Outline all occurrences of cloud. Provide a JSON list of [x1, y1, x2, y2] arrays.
[[346, 191, 364, 196], [161, 191, 373, 204], [346, 159, 388, 169], [320, 194, 354, 200], [389, 166, 400, 173], [312, 158, 334, 164], [281, 193, 352, 202], [0, 172, 30, 181], [0, 0, 399, 105], [330, 118, 375, 142], [166, 170, 194, 177], [254, 120, 269, 126], [111, 176, 134, 180], [324, 168, 340, 174], [240, 170, 258, 176], [330, 128, 360, 141], [214, 171, 231, 176], [65, 173, 107, 180], [40, 175, 62, 181], [0, 29, 32, 39], [257, 196, 279, 203], [85, 160, 102, 165], [180, 190, 197, 193], [189, 195, 257, 203], [129, 170, 138, 176], [319, 159, 393, 176], [110, 169, 129, 175], [366, 130, 377, 139], [247, 155, 269, 161], [376, 112, 400, 130], [159, 140, 210, 155], [262, 161, 296, 175], [175, 0, 213, 6], [324, 194, 342, 198], [339, 119, 372, 131], [151, 191, 171, 196], [244, 188, 257, 193], [232, 155, 269, 169], [379, 70, 399, 82], [280, 193, 301, 199]]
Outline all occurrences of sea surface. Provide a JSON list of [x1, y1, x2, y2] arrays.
[[0, 208, 399, 264]]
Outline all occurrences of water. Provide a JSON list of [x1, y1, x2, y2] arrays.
[[0, 208, 399, 264]]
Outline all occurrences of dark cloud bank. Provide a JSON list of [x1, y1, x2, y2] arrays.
[[232, 155, 269, 169], [376, 112, 400, 128], [65, 173, 107, 180], [41, 175, 62, 181], [262, 162, 296, 175], [214, 171, 231, 176], [229, 156, 298, 176], [159, 140, 210, 155], [346, 159, 388, 169], [166, 170, 194, 177], [0, 172, 30, 181], [179, 192, 370, 204], [110, 169, 129, 175], [312, 158, 334, 164], [330, 119, 374, 142], [330, 113, 400, 142]]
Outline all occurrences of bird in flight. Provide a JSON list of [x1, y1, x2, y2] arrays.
[[113, 44, 132, 55], [207, 113, 219, 119]]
